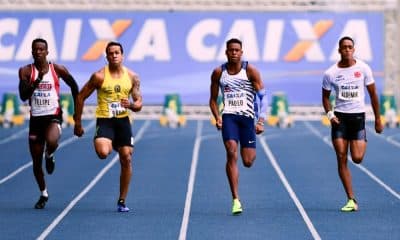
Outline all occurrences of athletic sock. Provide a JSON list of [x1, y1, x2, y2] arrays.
[[41, 189, 49, 198]]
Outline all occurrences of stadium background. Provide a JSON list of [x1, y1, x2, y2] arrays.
[[0, 0, 399, 119]]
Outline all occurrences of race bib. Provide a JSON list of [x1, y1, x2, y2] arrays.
[[223, 91, 247, 112], [338, 84, 362, 101], [108, 101, 127, 117]]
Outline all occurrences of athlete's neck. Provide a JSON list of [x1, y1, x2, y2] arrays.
[[226, 61, 242, 75], [34, 61, 49, 73], [338, 58, 356, 68]]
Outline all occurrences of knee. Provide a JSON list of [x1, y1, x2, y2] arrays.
[[243, 156, 255, 168], [95, 145, 112, 160], [352, 156, 363, 164], [226, 148, 237, 159], [96, 150, 109, 159]]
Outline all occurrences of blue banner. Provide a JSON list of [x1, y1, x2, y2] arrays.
[[0, 11, 384, 105]]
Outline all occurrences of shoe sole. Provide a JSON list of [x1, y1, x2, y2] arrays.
[[118, 208, 130, 212], [341, 205, 358, 212]]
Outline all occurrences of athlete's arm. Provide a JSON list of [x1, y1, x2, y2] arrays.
[[247, 64, 267, 125], [73, 72, 101, 137], [366, 83, 383, 133], [54, 64, 79, 102], [127, 71, 142, 112], [322, 88, 339, 124], [18, 65, 43, 101], [209, 67, 222, 130]]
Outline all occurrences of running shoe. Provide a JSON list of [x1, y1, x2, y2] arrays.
[[341, 198, 358, 212], [232, 198, 243, 215], [117, 200, 130, 212], [45, 154, 55, 175], [34, 196, 48, 209]]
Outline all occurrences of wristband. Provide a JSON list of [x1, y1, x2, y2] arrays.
[[327, 110, 335, 120], [257, 121, 264, 126]]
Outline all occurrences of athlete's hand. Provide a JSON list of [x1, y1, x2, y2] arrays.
[[330, 116, 340, 125], [255, 122, 264, 135], [38, 69, 45, 80], [215, 117, 222, 130], [375, 118, 383, 134], [74, 123, 84, 137], [120, 98, 130, 109]]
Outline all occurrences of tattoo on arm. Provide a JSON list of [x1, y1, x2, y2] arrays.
[[132, 75, 142, 101]]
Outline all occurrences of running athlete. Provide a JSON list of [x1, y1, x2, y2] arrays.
[[209, 38, 268, 215], [322, 36, 383, 212], [73, 41, 142, 212], [18, 38, 79, 209]]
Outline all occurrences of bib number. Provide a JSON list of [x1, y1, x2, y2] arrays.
[[338, 84, 361, 101], [108, 101, 126, 117], [224, 91, 247, 112]]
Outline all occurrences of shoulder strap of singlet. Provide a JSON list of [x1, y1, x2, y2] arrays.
[[241, 61, 248, 70], [221, 63, 227, 71]]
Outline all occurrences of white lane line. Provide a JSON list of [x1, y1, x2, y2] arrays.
[[0, 120, 96, 185], [179, 120, 203, 240], [304, 121, 400, 200], [36, 120, 151, 240], [259, 136, 322, 240], [0, 127, 28, 145], [366, 125, 400, 148]]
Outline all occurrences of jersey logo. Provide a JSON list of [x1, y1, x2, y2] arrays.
[[354, 71, 361, 78]]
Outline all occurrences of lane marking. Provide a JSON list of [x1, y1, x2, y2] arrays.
[[366, 126, 400, 148], [0, 127, 28, 145], [304, 121, 400, 200], [179, 120, 203, 240], [259, 136, 321, 240], [36, 120, 151, 240], [0, 120, 96, 185]]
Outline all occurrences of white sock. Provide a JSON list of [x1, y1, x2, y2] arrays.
[[41, 189, 49, 197], [45, 152, 54, 158]]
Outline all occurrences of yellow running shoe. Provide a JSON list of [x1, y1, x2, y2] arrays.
[[232, 198, 243, 215], [341, 199, 358, 212]]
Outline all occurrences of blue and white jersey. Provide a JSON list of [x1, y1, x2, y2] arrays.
[[219, 61, 256, 118], [322, 59, 374, 113]]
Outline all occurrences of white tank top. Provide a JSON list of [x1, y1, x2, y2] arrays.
[[29, 63, 61, 116], [219, 61, 256, 118]]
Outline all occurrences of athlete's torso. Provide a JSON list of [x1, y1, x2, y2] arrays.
[[322, 59, 374, 113], [219, 61, 256, 118], [29, 63, 61, 116], [96, 65, 131, 118]]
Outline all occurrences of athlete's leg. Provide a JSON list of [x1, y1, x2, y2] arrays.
[[238, 115, 256, 167], [333, 138, 355, 199], [224, 140, 239, 199], [117, 146, 133, 201], [349, 140, 367, 164], [29, 138, 46, 191], [44, 122, 61, 156], [240, 148, 256, 167], [94, 138, 113, 159]]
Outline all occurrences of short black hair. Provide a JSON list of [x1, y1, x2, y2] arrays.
[[32, 38, 48, 49], [106, 41, 124, 54], [338, 36, 354, 48], [226, 38, 242, 48]]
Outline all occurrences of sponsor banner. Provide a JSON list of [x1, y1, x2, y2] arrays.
[[0, 11, 383, 104]]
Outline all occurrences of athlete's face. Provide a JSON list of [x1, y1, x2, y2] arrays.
[[225, 43, 243, 63], [338, 39, 355, 60], [106, 45, 123, 65], [31, 42, 48, 63]]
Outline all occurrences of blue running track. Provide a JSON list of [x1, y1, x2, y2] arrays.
[[0, 119, 399, 240]]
